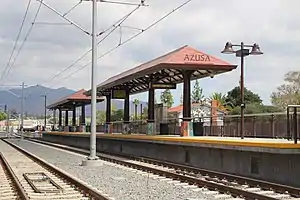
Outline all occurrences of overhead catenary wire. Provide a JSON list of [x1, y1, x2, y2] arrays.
[[36, 0, 90, 35], [1, 1, 43, 85], [49, 0, 193, 87], [42, 5, 141, 85], [1, 0, 90, 100], [120, 25, 144, 31], [0, 0, 32, 85], [34, 22, 71, 25], [63, 0, 83, 17], [97, 5, 141, 36]]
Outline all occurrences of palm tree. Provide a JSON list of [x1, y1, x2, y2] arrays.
[[133, 99, 140, 120], [180, 94, 183, 105], [209, 92, 233, 111]]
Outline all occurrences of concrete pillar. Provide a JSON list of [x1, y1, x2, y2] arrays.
[[105, 95, 112, 134], [181, 70, 194, 137], [123, 90, 130, 134], [52, 109, 56, 131], [81, 105, 86, 124], [64, 110, 69, 132], [81, 105, 86, 132], [147, 87, 155, 135], [72, 104, 76, 132], [58, 108, 62, 131], [65, 111, 69, 125]]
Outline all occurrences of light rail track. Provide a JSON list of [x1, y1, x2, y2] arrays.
[[27, 138, 300, 200], [0, 152, 28, 200], [0, 139, 111, 200]]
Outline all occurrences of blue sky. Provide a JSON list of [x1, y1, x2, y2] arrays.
[[1, 0, 299, 106]]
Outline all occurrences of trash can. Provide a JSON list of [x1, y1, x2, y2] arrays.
[[86, 125, 91, 132], [160, 123, 169, 135], [193, 122, 204, 136]]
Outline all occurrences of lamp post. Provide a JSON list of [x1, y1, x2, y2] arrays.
[[221, 42, 263, 139], [0, 83, 27, 139]]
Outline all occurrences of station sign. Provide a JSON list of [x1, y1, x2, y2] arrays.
[[111, 89, 126, 99], [149, 82, 177, 89], [183, 54, 211, 62], [98, 91, 111, 96]]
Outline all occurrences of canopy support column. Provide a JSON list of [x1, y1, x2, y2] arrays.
[[58, 108, 62, 131], [72, 104, 76, 132], [105, 94, 112, 134], [52, 109, 56, 131], [64, 111, 69, 132], [123, 89, 130, 134], [147, 84, 155, 135], [182, 70, 194, 137], [80, 105, 86, 132]]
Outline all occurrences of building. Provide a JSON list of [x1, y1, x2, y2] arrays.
[[168, 100, 227, 126], [0, 118, 49, 132]]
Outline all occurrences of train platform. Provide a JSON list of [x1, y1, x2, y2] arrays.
[[39, 131, 300, 187], [45, 131, 300, 152]]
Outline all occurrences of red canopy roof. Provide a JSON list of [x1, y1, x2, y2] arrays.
[[47, 89, 105, 110], [85, 45, 237, 95]]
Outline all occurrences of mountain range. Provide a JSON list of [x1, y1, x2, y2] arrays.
[[0, 85, 148, 116]]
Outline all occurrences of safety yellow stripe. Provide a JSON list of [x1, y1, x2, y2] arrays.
[[44, 132, 300, 149]]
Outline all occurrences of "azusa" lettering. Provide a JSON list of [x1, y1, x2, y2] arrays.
[[184, 54, 210, 62]]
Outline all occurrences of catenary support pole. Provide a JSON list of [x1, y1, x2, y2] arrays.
[[21, 82, 25, 140], [4, 105, 9, 134], [89, 0, 98, 159], [44, 95, 47, 131]]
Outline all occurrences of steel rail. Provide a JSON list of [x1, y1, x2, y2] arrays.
[[2, 139, 110, 200], [26, 138, 294, 200], [28, 138, 300, 197], [97, 152, 278, 200], [0, 152, 30, 200], [142, 157, 300, 197]]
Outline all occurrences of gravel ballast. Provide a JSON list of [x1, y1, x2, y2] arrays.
[[8, 139, 233, 200]]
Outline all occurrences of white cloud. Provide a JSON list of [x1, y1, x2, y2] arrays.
[[0, 0, 299, 106]]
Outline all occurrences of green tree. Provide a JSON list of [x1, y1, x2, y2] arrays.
[[133, 99, 140, 120], [141, 107, 148, 120], [0, 112, 6, 121], [160, 89, 174, 108], [191, 79, 204, 103], [96, 110, 106, 124], [209, 92, 226, 105], [96, 103, 124, 124], [226, 86, 262, 107], [110, 103, 123, 121], [260, 105, 284, 113], [229, 104, 283, 115], [180, 94, 183, 105], [133, 99, 140, 106], [271, 71, 300, 109], [111, 109, 124, 121], [209, 92, 233, 111]]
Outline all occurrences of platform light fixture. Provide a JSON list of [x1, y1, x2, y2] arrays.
[[222, 42, 263, 56], [221, 42, 263, 139], [221, 42, 235, 54]]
